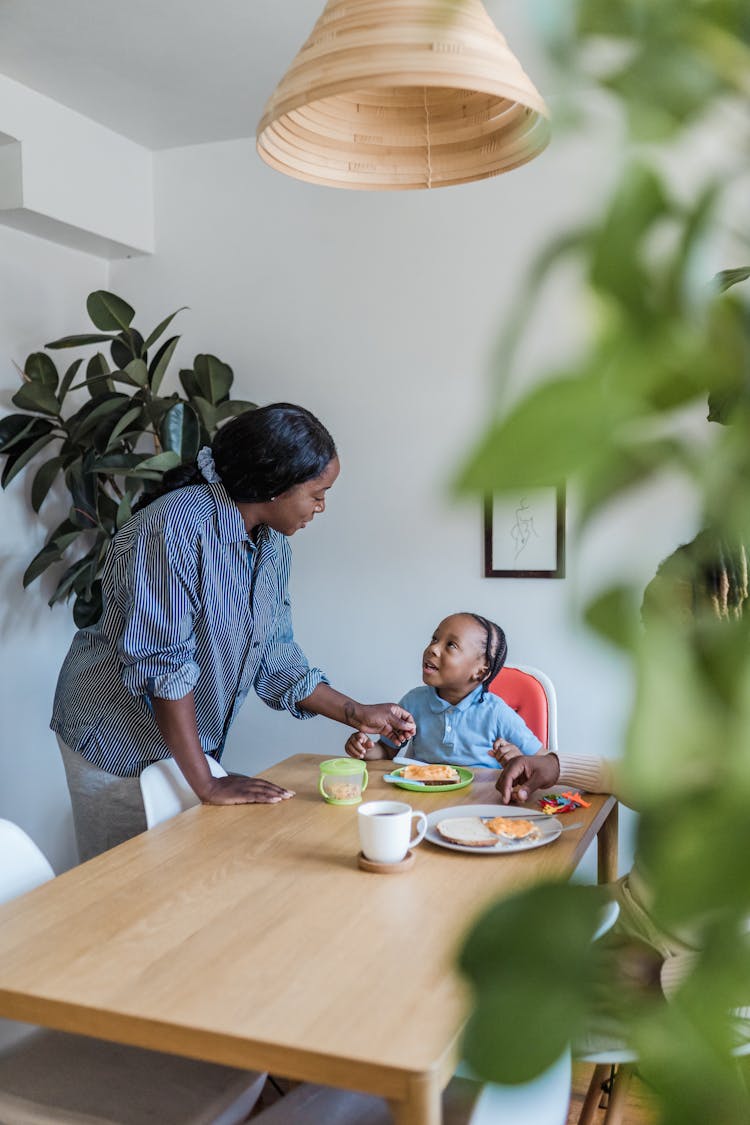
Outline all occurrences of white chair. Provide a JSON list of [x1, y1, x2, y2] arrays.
[[139, 755, 227, 828], [489, 663, 559, 751], [0, 818, 266, 1125]]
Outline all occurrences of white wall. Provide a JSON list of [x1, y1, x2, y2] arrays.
[[0, 225, 106, 869]]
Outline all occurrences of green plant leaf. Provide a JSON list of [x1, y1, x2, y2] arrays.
[[1, 432, 57, 487], [149, 335, 179, 395], [66, 393, 132, 445], [116, 494, 133, 529], [86, 291, 135, 332], [459, 882, 605, 1083], [57, 358, 83, 405], [160, 401, 201, 463], [193, 354, 233, 404], [44, 333, 116, 350], [111, 329, 145, 369], [123, 359, 148, 387], [179, 367, 201, 400], [715, 267, 750, 293], [24, 352, 58, 389], [0, 415, 54, 455], [584, 585, 641, 650], [91, 452, 144, 474], [31, 455, 64, 512], [134, 451, 181, 473], [11, 381, 61, 416], [143, 307, 187, 351], [22, 518, 80, 586], [73, 581, 103, 628], [85, 352, 113, 398], [65, 459, 99, 529], [105, 406, 143, 451], [49, 547, 100, 607], [214, 399, 257, 423]]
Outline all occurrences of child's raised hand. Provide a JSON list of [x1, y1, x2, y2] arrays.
[[345, 731, 376, 759], [491, 738, 523, 766]]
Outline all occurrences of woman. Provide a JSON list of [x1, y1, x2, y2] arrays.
[[51, 403, 415, 861]]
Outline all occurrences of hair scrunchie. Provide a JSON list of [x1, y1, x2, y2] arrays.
[[197, 446, 221, 484]]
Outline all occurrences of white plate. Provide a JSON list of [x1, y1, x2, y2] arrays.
[[425, 804, 562, 855]]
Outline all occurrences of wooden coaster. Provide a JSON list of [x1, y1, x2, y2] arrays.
[[357, 850, 415, 874]]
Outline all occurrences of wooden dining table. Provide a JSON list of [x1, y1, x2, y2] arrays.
[[0, 754, 617, 1124]]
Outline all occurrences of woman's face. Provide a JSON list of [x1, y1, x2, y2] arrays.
[[267, 457, 340, 536]]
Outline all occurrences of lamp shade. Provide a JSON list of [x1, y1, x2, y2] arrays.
[[256, 0, 550, 190]]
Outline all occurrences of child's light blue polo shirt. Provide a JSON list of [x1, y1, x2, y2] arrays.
[[382, 684, 542, 767]]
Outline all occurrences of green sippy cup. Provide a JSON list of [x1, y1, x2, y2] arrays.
[[319, 758, 369, 805]]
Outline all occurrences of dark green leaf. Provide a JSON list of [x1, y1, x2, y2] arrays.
[[179, 367, 201, 400], [73, 581, 103, 628], [86, 352, 113, 398], [92, 453, 145, 473], [123, 359, 148, 387], [66, 393, 132, 444], [214, 399, 257, 423], [193, 354, 233, 404], [23, 544, 65, 587], [66, 459, 98, 529], [57, 358, 83, 405], [49, 548, 100, 607], [715, 267, 750, 294], [143, 307, 187, 351], [111, 329, 145, 369], [86, 291, 135, 332], [148, 336, 179, 395], [160, 401, 200, 462], [105, 406, 143, 451], [24, 352, 58, 388], [135, 451, 181, 473], [11, 381, 61, 416], [116, 495, 133, 529], [44, 333, 115, 350], [2, 432, 56, 487], [189, 395, 217, 434], [459, 882, 605, 1083], [0, 415, 54, 455], [31, 455, 64, 512]]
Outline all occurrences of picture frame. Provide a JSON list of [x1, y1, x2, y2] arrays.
[[484, 486, 566, 578]]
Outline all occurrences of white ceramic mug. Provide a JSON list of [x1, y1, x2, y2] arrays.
[[357, 800, 427, 864]]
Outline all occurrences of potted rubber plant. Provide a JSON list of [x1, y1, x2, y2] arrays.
[[0, 290, 255, 626]]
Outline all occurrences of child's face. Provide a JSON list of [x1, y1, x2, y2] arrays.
[[422, 615, 488, 699]]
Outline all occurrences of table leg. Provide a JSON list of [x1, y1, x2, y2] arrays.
[[597, 803, 619, 884], [388, 1074, 442, 1125]]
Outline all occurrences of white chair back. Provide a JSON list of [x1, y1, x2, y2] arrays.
[[0, 819, 54, 904], [139, 756, 227, 829]]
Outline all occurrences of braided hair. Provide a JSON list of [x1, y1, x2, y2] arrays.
[[468, 614, 508, 693]]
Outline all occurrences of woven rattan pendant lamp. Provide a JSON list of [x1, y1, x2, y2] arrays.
[[256, 0, 550, 191]]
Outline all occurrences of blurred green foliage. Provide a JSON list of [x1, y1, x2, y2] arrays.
[[0, 291, 254, 626], [457, 0, 750, 1119]]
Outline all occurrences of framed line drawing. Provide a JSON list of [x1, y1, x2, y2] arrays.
[[484, 486, 566, 578]]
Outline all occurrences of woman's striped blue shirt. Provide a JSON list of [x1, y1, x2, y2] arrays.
[[50, 481, 327, 777]]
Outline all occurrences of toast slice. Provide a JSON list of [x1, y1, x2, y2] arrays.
[[401, 763, 460, 784], [436, 816, 498, 847], [486, 816, 538, 841]]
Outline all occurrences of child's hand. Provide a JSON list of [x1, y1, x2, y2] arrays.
[[491, 738, 522, 765], [345, 732, 378, 759]]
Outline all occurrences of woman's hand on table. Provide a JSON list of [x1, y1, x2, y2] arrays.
[[200, 774, 295, 805], [354, 703, 416, 747], [495, 753, 560, 805]]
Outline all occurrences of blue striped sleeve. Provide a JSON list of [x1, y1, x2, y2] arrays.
[[253, 596, 328, 718], [117, 528, 201, 700]]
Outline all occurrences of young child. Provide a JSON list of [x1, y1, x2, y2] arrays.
[[344, 613, 544, 767]]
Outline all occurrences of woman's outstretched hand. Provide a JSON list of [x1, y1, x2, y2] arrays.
[[495, 753, 560, 805], [354, 703, 416, 746], [201, 774, 295, 805]]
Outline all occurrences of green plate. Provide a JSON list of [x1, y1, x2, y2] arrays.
[[383, 766, 473, 793]]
